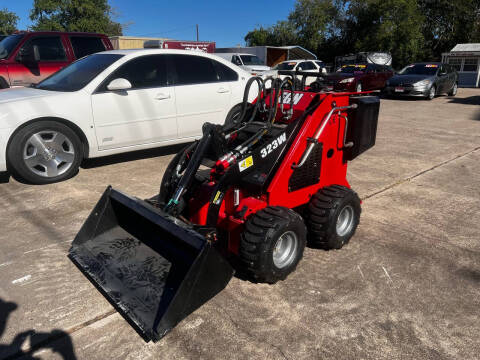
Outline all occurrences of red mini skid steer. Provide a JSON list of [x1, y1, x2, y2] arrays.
[[69, 72, 380, 342]]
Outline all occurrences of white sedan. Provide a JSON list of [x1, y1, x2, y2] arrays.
[[264, 59, 327, 86], [0, 49, 252, 184]]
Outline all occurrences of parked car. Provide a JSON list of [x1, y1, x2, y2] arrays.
[[0, 31, 113, 88], [264, 59, 327, 86], [383, 62, 458, 100], [215, 52, 270, 75], [324, 63, 394, 92], [0, 49, 253, 184]]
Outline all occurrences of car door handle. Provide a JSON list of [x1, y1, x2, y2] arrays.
[[217, 87, 230, 93], [155, 93, 171, 100]]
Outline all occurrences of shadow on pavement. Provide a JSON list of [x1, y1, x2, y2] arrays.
[[447, 96, 480, 120], [82, 143, 189, 169], [0, 298, 77, 360], [447, 95, 480, 105], [3, 143, 190, 185]]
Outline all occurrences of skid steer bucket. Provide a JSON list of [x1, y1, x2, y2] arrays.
[[69, 187, 234, 342]]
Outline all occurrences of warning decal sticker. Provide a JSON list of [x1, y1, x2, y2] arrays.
[[238, 156, 254, 172]]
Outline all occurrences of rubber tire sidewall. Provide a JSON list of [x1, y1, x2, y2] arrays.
[[448, 83, 457, 97], [324, 194, 361, 249], [308, 186, 361, 250], [158, 143, 192, 203], [7, 121, 83, 184], [427, 86, 436, 100], [224, 104, 243, 126], [240, 207, 306, 284]]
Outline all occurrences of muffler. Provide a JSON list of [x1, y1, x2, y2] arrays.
[[69, 187, 233, 341]]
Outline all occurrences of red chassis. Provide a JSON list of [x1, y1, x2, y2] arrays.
[[188, 90, 371, 255]]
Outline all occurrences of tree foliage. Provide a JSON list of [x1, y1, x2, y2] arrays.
[[30, 0, 122, 35], [344, 0, 424, 67], [245, 0, 480, 67], [0, 8, 19, 35], [419, 0, 480, 59]]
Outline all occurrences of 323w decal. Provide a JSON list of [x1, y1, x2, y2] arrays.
[[260, 133, 286, 158]]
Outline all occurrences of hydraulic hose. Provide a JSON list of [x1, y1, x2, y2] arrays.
[[223, 76, 265, 137], [280, 77, 295, 120], [174, 142, 197, 178], [165, 124, 215, 214], [267, 78, 282, 124], [262, 76, 276, 114]]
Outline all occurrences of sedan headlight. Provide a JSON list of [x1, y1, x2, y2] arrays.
[[414, 79, 431, 87], [339, 77, 355, 84]]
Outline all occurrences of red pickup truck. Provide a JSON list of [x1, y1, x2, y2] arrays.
[[0, 31, 113, 88]]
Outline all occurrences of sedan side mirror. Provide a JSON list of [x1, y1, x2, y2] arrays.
[[107, 78, 132, 91]]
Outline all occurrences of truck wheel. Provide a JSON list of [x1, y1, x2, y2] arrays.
[[448, 83, 458, 97], [307, 185, 361, 249], [239, 206, 306, 284], [7, 121, 83, 184]]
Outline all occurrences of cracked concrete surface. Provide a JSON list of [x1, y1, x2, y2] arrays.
[[1, 89, 479, 359]]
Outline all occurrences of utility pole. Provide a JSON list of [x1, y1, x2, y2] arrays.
[[196, 24, 199, 41]]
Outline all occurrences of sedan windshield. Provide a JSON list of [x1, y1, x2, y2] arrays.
[[240, 55, 263, 66], [398, 64, 438, 76], [0, 34, 25, 60], [338, 65, 366, 74], [35, 54, 124, 92], [274, 62, 296, 70]]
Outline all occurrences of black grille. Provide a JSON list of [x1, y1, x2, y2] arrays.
[[288, 143, 322, 192]]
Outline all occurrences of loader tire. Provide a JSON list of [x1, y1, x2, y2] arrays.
[[239, 206, 306, 284], [307, 185, 361, 249]]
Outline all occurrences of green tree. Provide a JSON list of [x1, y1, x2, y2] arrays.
[[245, 21, 297, 47], [30, 0, 122, 35], [288, 0, 341, 53], [0, 8, 19, 35], [245, 26, 272, 46], [345, 0, 425, 67], [245, 0, 341, 60], [244, 0, 480, 66], [418, 0, 480, 59]]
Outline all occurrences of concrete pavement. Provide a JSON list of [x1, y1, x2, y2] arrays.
[[0, 89, 479, 360]]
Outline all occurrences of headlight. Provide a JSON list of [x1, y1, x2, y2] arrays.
[[339, 77, 355, 84], [414, 79, 431, 87]]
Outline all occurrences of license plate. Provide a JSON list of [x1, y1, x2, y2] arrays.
[[395, 87, 405, 93]]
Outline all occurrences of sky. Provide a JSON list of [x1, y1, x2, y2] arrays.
[[2, 0, 296, 47]]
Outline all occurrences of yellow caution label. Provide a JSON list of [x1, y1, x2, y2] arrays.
[[213, 191, 223, 204], [238, 156, 254, 172]]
